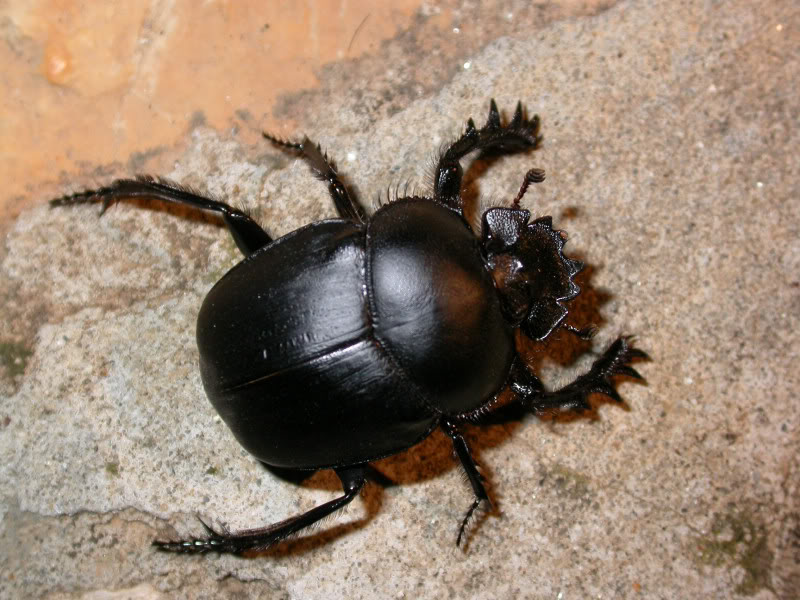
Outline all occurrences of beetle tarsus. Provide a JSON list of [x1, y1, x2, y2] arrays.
[[263, 131, 367, 224], [441, 419, 493, 547], [456, 497, 487, 547], [152, 533, 227, 554]]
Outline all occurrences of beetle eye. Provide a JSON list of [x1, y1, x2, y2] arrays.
[[487, 253, 529, 325]]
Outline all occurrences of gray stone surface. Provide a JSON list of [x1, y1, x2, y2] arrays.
[[2, 1, 798, 598]]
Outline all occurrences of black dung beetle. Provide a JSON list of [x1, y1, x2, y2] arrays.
[[51, 100, 646, 555]]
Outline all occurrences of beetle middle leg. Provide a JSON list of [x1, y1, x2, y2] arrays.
[[434, 99, 542, 213], [263, 133, 367, 224], [50, 177, 272, 256], [441, 419, 492, 546], [153, 464, 367, 555]]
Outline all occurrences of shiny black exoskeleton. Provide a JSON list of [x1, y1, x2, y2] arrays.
[[51, 100, 646, 555]]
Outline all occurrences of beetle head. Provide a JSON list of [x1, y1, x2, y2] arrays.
[[481, 207, 583, 341]]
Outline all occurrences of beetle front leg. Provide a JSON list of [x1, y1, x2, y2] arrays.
[[153, 465, 367, 555], [441, 419, 492, 546], [50, 177, 272, 256], [433, 99, 542, 213], [513, 337, 648, 415]]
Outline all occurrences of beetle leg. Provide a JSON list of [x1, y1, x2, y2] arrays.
[[440, 419, 492, 546], [152, 464, 367, 555], [433, 99, 542, 213], [50, 176, 272, 256], [263, 133, 367, 224], [515, 337, 648, 415]]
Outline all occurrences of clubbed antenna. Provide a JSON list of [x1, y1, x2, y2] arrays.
[[511, 168, 546, 209]]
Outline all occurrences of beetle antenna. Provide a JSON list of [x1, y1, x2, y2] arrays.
[[510, 168, 545, 209]]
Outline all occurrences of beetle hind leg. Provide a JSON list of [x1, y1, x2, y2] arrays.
[[50, 176, 272, 256], [153, 465, 367, 555]]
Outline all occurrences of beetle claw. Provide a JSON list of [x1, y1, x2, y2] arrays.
[[152, 536, 228, 554], [526, 337, 648, 414], [196, 515, 227, 537]]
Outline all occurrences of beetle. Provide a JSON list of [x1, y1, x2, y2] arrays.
[[51, 100, 646, 555]]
